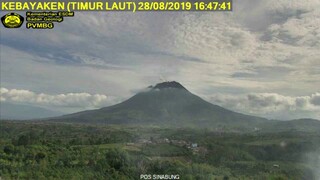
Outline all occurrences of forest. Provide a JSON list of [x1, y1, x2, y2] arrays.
[[1, 120, 320, 180]]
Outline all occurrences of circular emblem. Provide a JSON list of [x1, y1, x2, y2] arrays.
[[1, 13, 24, 28]]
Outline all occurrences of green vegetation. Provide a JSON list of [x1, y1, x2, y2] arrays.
[[0, 121, 319, 179]]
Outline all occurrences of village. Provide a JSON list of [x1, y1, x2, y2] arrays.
[[127, 137, 208, 155]]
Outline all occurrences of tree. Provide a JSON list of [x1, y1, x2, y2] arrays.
[[3, 144, 14, 154], [223, 176, 229, 180], [35, 152, 46, 162], [17, 135, 30, 146], [105, 148, 130, 171]]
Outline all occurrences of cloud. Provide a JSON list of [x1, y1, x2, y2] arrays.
[[310, 93, 320, 106], [0, 87, 110, 109], [263, 9, 320, 47], [209, 92, 320, 120]]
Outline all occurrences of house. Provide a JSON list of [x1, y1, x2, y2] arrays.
[[191, 143, 198, 148]]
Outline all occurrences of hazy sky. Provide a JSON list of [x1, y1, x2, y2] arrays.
[[1, 0, 319, 120]]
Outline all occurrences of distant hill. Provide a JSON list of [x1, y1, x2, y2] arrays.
[[260, 118, 320, 133], [0, 102, 63, 120], [50, 81, 267, 129]]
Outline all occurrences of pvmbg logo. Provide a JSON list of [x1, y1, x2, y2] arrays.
[[1, 12, 24, 28]]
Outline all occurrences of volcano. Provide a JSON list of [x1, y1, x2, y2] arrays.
[[50, 81, 268, 128]]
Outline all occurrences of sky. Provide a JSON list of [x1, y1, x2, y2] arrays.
[[0, 0, 320, 120]]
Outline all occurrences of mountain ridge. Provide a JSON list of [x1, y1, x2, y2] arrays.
[[0, 102, 63, 120]]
